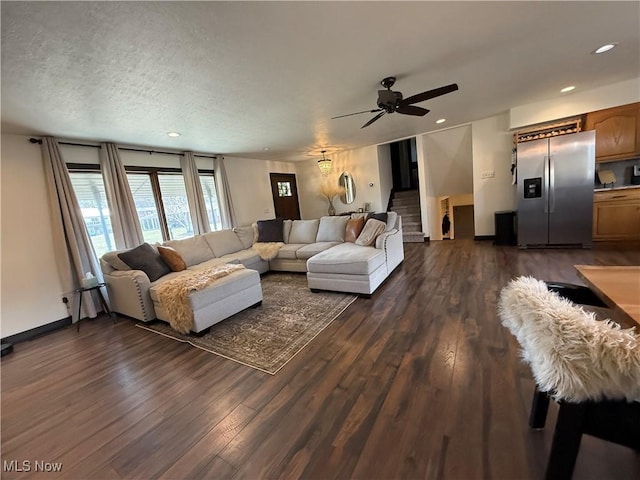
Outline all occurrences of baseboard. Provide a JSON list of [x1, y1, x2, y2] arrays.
[[1, 316, 72, 345], [474, 235, 496, 241], [424, 236, 430, 242]]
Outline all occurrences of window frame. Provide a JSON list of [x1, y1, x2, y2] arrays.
[[68, 164, 217, 242]]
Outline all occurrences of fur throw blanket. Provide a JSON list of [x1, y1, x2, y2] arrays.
[[498, 276, 640, 402], [252, 242, 284, 260], [155, 263, 245, 334]]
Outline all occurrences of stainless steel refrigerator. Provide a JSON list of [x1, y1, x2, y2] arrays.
[[517, 130, 595, 248]]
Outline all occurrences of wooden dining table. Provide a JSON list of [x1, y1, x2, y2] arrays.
[[574, 265, 640, 326]]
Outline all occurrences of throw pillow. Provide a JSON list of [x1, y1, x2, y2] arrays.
[[204, 230, 244, 257], [316, 216, 350, 242], [257, 218, 284, 242], [233, 225, 256, 249], [118, 243, 171, 282], [157, 245, 186, 272], [288, 219, 320, 244], [367, 212, 388, 224], [163, 236, 214, 267], [344, 216, 365, 242], [355, 219, 386, 247]]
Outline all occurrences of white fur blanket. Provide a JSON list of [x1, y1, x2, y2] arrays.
[[498, 276, 640, 402], [252, 242, 284, 260], [155, 263, 245, 334]]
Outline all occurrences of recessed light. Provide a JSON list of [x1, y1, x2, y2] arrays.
[[263, 147, 270, 151], [560, 86, 575, 93], [167, 132, 181, 137], [592, 43, 618, 54], [435, 118, 446, 124]]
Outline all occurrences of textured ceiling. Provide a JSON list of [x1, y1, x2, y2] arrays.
[[1, 1, 639, 161]]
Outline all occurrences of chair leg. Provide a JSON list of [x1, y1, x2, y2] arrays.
[[529, 387, 550, 429], [545, 402, 587, 480]]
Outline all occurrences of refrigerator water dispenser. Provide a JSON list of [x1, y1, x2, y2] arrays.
[[523, 178, 542, 198]]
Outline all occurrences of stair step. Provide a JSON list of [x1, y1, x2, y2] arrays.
[[403, 231, 425, 243], [394, 190, 420, 199], [391, 205, 421, 215], [403, 221, 423, 232], [392, 197, 419, 207], [401, 213, 421, 223]]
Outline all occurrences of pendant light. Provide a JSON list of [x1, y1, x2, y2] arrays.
[[317, 150, 332, 176]]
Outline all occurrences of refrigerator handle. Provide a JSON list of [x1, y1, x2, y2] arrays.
[[549, 156, 555, 213], [543, 156, 549, 213]]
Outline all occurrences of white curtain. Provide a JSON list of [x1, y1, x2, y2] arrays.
[[41, 137, 100, 322], [99, 143, 144, 249], [181, 152, 210, 234], [214, 156, 237, 228]]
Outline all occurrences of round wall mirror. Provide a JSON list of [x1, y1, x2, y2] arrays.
[[339, 171, 356, 205]]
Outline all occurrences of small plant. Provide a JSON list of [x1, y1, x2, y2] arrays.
[[319, 182, 346, 200], [319, 182, 346, 216]]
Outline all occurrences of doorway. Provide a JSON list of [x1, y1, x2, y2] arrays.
[[269, 173, 301, 220], [390, 138, 418, 191], [452, 205, 475, 239]]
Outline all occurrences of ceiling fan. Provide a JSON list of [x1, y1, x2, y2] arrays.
[[332, 77, 459, 128]]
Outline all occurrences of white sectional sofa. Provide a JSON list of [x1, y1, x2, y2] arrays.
[[100, 213, 404, 333]]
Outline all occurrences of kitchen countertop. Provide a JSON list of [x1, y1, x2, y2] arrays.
[[594, 185, 640, 192]]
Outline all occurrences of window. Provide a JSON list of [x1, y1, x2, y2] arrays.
[[199, 174, 222, 230], [157, 174, 193, 239], [277, 181, 292, 197], [126, 173, 165, 243], [69, 172, 116, 258], [70, 164, 221, 251]]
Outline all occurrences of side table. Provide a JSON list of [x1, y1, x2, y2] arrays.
[[75, 283, 116, 331]]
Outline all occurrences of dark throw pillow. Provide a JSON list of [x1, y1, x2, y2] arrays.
[[257, 218, 284, 242], [367, 212, 388, 224], [118, 243, 171, 282]]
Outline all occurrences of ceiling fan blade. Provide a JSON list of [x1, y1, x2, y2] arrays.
[[400, 83, 459, 106], [361, 111, 386, 128], [396, 105, 430, 116], [331, 109, 381, 120]]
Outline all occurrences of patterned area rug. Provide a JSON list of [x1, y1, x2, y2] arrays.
[[137, 272, 357, 374]]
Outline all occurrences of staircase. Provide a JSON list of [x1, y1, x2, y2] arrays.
[[389, 190, 425, 243]]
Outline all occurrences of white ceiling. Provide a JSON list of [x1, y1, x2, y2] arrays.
[[1, 1, 639, 162]]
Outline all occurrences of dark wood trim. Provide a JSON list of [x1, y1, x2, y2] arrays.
[[68, 164, 214, 175], [1, 316, 72, 344], [148, 172, 170, 240], [424, 236, 430, 242], [126, 166, 182, 174], [474, 235, 496, 241]]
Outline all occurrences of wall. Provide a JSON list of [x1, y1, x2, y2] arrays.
[[296, 145, 384, 219], [1, 134, 69, 337], [377, 144, 393, 210], [471, 113, 516, 236], [419, 125, 473, 240], [223, 156, 296, 226], [510, 77, 640, 129]]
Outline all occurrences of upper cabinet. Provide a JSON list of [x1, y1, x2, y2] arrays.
[[584, 102, 640, 163]]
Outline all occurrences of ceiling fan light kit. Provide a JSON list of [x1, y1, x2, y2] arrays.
[[332, 76, 459, 128]]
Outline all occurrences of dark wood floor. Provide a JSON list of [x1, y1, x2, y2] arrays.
[[2, 240, 640, 480]]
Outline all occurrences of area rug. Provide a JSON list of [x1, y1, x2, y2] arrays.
[[136, 273, 357, 374]]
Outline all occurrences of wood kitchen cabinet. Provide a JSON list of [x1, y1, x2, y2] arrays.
[[593, 188, 640, 241], [584, 102, 640, 162]]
